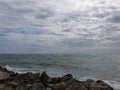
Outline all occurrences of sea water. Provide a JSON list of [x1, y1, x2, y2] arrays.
[[0, 54, 120, 90]]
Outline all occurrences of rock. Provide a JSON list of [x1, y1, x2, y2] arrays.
[[65, 79, 114, 90], [47, 87, 52, 90], [65, 78, 80, 86], [0, 83, 5, 88], [28, 83, 45, 90], [80, 79, 114, 90], [96, 80, 113, 90], [41, 71, 50, 82], [0, 71, 10, 80], [51, 82, 66, 90], [0, 66, 15, 81], [0, 66, 8, 72], [61, 74, 73, 82], [6, 81, 18, 86], [13, 72, 41, 84], [65, 79, 83, 90], [50, 77, 61, 84], [40, 71, 51, 87], [0, 66, 14, 75]]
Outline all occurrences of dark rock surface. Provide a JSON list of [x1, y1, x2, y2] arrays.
[[0, 66, 114, 90]]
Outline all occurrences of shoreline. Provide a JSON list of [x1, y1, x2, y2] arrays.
[[0, 66, 114, 90]]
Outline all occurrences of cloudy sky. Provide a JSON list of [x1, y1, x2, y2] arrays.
[[0, 0, 120, 54]]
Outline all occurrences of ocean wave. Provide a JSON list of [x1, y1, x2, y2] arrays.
[[4, 65, 15, 71], [4, 65, 31, 73]]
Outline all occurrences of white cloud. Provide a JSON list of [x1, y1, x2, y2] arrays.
[[0, 0, 120, 54]]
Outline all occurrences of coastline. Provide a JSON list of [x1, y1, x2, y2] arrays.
[[0, 66, 114, 90]]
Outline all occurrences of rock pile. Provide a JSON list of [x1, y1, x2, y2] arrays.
[[0, 66, 114, 90]]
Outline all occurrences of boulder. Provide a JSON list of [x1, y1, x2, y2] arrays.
[[61, 74, 73, 82], [52, 82, 66, 90], [0, 71, 10, 80]]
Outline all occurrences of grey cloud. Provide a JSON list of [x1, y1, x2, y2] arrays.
[[0, 27, 48, 36], [0, 0, 120, 54], [61, 37, 99, 48], [106, 37, 120, 41], [98, 24, 120, 41], [0, 1, 36, 28], [110, 42, 120, 47], [0, 1, 34, 14], [0, 1, 14, 10], [93, 6, 118, 18], [13, 8, 35, 14], [0, 29, 18, 36], [108, 15, 120, 23], [35, 9, 54, 20], [63, 29, 72, 32], [46, 32, 63, 36]]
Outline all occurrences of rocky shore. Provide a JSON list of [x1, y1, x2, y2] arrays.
[[0, 66, 113, 90]]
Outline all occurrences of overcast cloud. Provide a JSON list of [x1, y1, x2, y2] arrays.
[[0, 0, 120, 54]]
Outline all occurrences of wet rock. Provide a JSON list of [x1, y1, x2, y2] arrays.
[[50, 77, 61, 84], [41, 72, 50, 82], [0, 66, 8, 72], [61, 74, 73, 82], [96, 80, 113, 90], [0, 66, 14, 75], [40, 71, 51, 87]]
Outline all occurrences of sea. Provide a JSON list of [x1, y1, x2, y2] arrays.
[[0, 54, 120, 90]]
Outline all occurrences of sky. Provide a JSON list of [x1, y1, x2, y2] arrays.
[[0, 0, 120, 54]]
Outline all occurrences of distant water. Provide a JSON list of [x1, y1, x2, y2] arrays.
[[0, 54, 120, 89]]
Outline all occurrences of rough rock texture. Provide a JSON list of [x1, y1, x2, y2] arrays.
[[0, 66, 114, 90], [0, 71, 10, 80]]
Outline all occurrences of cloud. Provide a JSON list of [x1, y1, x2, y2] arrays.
[[34, 8, 54, 20], [108, 15, 120, 23], [0, 0, 120, 54]]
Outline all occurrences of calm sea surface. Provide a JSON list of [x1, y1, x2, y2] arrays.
[[0, 54, 120, 89]]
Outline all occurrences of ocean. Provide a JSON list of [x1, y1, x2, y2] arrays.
[[0, 54, 120, 89]]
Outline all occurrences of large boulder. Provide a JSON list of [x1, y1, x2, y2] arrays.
[[61, 74, 73, 82], [0, 71, 10, 80]]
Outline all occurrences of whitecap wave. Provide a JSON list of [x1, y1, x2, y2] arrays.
[[4, 65, 31, 73], [4, 65, 16, 71]]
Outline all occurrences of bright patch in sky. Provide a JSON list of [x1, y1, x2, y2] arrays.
[[0, 0, 120, 54]]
